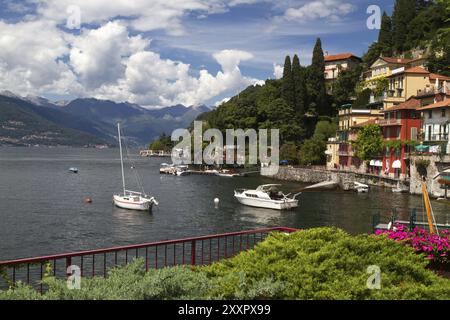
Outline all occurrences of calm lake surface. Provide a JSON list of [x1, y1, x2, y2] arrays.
[[0, 147, 449, 260]]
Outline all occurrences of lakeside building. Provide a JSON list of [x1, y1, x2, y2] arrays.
[[324, 53, 362, 94], [379, 98, 422, 179], [384, 66, 450, 109], [326, 54, 450, 181], [418, 99, 450, 154]]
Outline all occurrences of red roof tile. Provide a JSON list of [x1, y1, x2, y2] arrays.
[[429, 73, 450, 81], [380, 57, 413, 64], [381, 98, 421, 112], [324, 53, 361, 62], [418, 99, 450, 111]]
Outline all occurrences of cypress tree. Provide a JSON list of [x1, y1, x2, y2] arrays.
[[378, 12, 393, 56], [308, 38, 327, 115], [392, 0, 417, 53], [281, 55, 295, 108], [292, 54, 306, 115]]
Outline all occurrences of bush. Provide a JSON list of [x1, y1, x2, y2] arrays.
[[375, 225, 449, 268], [0, 260, 211, 300], [203, 228, 450, 300], [1, 228, 449, 300]]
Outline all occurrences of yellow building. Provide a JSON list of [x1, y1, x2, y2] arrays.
[[385, 66, 450, 109]]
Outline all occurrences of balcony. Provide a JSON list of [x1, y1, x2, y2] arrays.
[[424, 134, 449, 142], [376, 119, 402, 126]]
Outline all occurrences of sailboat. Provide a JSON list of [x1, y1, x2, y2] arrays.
[[113, 123, 158, 211]]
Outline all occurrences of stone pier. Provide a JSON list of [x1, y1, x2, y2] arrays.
[[264, 166, 404, 190]]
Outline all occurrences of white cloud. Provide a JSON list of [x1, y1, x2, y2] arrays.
[[0, 19, 78, 95], [28, 0, 262, 35], [273, 63, 283, 79], [282, 0, 356, 22], [215, 97, 231, 107], [0, 14, 261, 107], [69, 21, 149, 89], [268, 0, 357, 31]]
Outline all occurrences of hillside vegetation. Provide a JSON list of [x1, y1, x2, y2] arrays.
[[192, 0, 450, 164]]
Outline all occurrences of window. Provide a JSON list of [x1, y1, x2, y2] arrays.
[[442, 109, 446, 117], [429, 110, 433, 119], [411, 127, 417, 141]]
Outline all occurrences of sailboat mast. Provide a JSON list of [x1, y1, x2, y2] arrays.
[[118, 123, 126, 195]]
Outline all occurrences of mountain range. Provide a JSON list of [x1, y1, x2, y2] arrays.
[[0, 91, 210, 147]]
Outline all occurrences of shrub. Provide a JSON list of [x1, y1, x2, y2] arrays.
[[375, 225, 450, 268], [0, 259, 211, 300], [1, 228, 449, 300], [203, 228, 450, 300]]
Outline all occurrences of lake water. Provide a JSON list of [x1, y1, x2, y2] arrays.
[[0, 147, 448, 260]]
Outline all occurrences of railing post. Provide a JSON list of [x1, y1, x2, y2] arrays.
[[65, 257, 72, 278], [190, 240, 196, 266]]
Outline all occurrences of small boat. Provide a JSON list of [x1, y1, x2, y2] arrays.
[[69, 167, 78, 173], [215, 169, 240, 177], [354, 182, 369, 193], [234, 184, 301, 210], [392, 181, 407, 193], [175, 165, 190, 176], [113, 123, 158, 211], [160, 163, 176, 174]]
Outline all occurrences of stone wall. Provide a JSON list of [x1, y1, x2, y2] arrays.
[[410, 154, 450, 198], [265, 166, 403, 190]]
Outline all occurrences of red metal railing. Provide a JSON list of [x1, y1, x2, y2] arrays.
[[0, 227, 297, 292]]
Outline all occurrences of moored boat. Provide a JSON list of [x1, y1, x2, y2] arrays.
[[354, 182, 369, 193], [113, 123, 158, 211], [234, 184, 301, 210]]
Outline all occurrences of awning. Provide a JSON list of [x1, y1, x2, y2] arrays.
[[369, 160, 375, 166], [415, 145, 429, 152], [375, 160, 383, 167], [392, 160, 402, 169]]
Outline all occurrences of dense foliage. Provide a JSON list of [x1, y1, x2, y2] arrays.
[[2, 228, 449, 300], [352, 124, 384, 162], [363, 0, 450, 73]]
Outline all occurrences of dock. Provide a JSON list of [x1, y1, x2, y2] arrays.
[[140, 150, 171, 157]]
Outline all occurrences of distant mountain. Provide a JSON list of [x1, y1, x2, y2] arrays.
[[0, 93, 211, 147], [0, 95, 107, 147], [63, 98, 210, 145]]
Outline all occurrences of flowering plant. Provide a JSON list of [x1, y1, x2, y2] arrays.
[[375, 224, 450, 268]]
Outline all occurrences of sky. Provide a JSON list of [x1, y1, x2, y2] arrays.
[[0, 0, 396, 108]]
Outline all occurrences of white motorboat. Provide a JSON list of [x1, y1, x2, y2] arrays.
[[215, 169, 240, 177], [234, 184, 301, 210], [160, 163, 176, 174], [175, 165, 190, 176], [69, 167, 78, 173], [113, 123, 158, 211], [354, 182, 369, 193]]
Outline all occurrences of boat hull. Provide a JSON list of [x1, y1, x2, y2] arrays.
[[113, 195, 154, 211], [234, 194, 298, 210]]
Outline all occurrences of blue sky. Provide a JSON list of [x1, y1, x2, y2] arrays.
[[0, 0, 396, 107]]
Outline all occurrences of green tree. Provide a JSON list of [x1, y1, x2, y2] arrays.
[[362, 42, 382, 67], [298, 120, 337, 165], [307, 38, 327, 115], [332, 65, 363, 105], [281, 55, 295, 108], [352, 124, 384, 161], [280, 142, 299, 164], [378, 12, 393, 56], [292, 54, 307, 115], [299, 136, 326, 165], [392, 0, 417, 53]]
